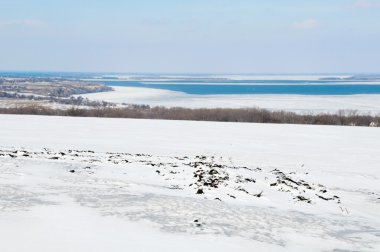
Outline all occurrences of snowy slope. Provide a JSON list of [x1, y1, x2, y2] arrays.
[[0, 114, 379, 251]]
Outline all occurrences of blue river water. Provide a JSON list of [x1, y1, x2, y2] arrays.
[[2, 71, 380, 95], [98, 81, 380, 95]]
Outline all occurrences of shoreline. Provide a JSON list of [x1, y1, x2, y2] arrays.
[[78, 86, 380, 115]]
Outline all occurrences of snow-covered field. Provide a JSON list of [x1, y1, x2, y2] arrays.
[[0, 114, 379, 251], [79, 86, 380, 114]]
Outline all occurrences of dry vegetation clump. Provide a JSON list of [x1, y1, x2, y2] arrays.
[[0, 105, 378, 127]]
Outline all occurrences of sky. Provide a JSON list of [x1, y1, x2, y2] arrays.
[[0, 0, 379, 73]]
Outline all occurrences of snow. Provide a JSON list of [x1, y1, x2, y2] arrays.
[[78, 86, 380, 115], [0, 114, 379, 251], [86, 74, 353, 81]]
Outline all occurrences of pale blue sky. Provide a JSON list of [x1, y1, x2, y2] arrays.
[[0, 0, 379, 73]]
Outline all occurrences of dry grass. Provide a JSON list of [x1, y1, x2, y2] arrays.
[[0, 105, 379, 127]]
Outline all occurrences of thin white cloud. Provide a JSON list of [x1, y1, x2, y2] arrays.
[[352, 0, 380, 8], [0, 19, 45, 28], [292, 19, 320, 30]]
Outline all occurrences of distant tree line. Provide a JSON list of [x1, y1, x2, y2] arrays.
[[0, 105, 378, 127], [0, 78, 113, 97], [47, 85, 112, 97], [0, 92, 115, 107]]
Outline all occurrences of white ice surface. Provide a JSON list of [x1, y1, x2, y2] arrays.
[[86, 74, 353, 81], [78, 86, 380, 114], [0, 115, 379, 251]]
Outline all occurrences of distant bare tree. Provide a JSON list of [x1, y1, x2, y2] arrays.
[[0, 105, 378, 127]]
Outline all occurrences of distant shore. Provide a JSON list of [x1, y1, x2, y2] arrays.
[[78, 86, 380, 115]]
